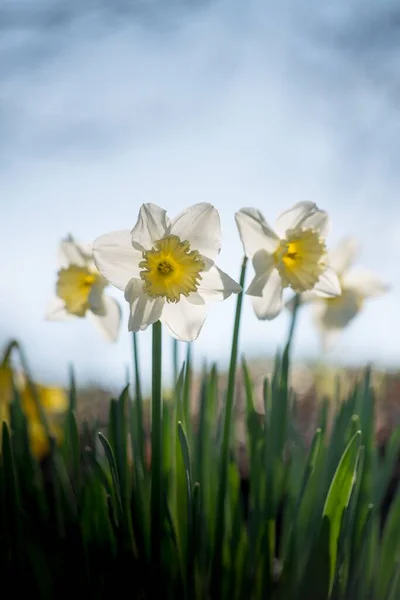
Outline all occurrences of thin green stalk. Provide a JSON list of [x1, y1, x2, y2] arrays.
[[173, 339, 179, 383], [274, 293, 301, 460], [151, 320, 163, 571], [132, 332, 144, 466], [211, 256, 247, 592], [281, 293, 301, 388]]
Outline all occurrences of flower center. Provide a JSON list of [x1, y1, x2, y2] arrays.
[[56, 265, 106, 317], [139, 234, 205, 303], [273, 228, 327, 293]]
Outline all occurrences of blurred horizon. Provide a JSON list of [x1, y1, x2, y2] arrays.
[[2, 0, 400, 389]]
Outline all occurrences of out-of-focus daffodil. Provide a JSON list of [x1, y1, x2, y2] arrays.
[[93, 203, 242, 341], [0, 364, 68, 460], [46, 235, 121, 342], [235, 202, 341, 320], [290, 237, 391, 350]]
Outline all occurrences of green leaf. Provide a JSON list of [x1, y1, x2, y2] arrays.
[[378, 492, 400, 599], [322, 430, 362, 596], [300, 430, 361, 599]]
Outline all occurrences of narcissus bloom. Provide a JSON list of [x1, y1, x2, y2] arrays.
[[235, 201, 341, 320], [46, 235, 121, 342], [0, 364, 68, 460], [293, 237, 390, 349], [93, 203, 242, 341]]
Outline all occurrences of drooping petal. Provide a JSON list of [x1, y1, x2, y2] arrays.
[[235, 208, 279, 258], [169, 203, 221, 263], [58, 236, 88, 268], [342, 267, 391, 298], [124, 278, 164, 332], [317, 326, 341, 353], [245, 249, 275, 296], [161, 297, 207, 342], [88, 280, 107, 314], [130, 203, 169, 252], [250, 268, 283, 320], [196, 265, 242, 303], [314, 266, 341, 298], [313, 290, 361, 332], [45, 297, 74, 321], [88, 295, 122, 342], [328, 238, 359, 275], [93, 230, 142, 291], [275, 201, 328, 237]]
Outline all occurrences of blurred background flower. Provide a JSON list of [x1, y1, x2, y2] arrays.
[[0, 360, 68, 460], [46, 235, 122, 342], [289, 238, 391, 350]]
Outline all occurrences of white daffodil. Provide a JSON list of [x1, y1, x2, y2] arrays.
[[92, 203, 242, 342], [235, 201, 341, 320], [294, 237, 390, 350], [46, 235, 121, 342]]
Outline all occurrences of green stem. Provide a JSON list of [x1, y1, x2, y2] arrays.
[[173, 338, 179, 383], [212, 256, 247, 591], [281, 293, 301, 390], [132, 332, 144, 466], [276, 293, 301, 460], [151, 320, 163, 571]]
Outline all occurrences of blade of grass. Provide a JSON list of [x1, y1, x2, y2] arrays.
[[211, 256, 247, 596], [151, 320, 163, 573]]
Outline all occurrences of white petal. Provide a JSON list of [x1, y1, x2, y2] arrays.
[[93, 230, 142, 291], [186, 293, 205, 305], [161, 297, 207, 342], [328, 238, 359, 275], [196, 265, 242, 303], [124, 278, 164, 332], [319, 328, 341, 353], [313, 290, 361, 332], [169, 203, 221, 262], [130, 203, 169, 251], [88, 296, 122, 342], [45, 297, 74, 321], [58, 236, 89, 268], [245, 250, 275, 296], [342, 267, 391, 298], [275, 201, 329, 237], [235, 208, 279, 259], [88, 281, 107, 314], [250, 268, 283, 320], [314, 267, 341, 298]]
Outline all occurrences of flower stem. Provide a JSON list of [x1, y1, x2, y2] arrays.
[[132, 332, 144, 466], [172, 338, 179, 383], [151, 320, 163, 572], [212, 256, 247, 592], [281, 293, 301, 391]]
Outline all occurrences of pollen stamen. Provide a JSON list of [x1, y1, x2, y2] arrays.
[[274, 228, 327, 293], [139, 235, 205, 303]]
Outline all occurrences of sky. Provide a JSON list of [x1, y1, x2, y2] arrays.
[[1, 0, 400, 390]]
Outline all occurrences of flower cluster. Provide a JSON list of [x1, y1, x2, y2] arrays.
[[46, 201, 389, 347]]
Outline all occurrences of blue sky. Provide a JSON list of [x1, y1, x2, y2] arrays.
[[1, 0, 400, 389]]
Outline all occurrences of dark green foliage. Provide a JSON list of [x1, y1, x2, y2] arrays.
[[1, 340, 399, 599]]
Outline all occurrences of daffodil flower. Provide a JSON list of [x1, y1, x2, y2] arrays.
[[292, 237, 390, 349], [46, 235, 121, 342], [92, 203, 242, 341], [0, 364, 68, 460], [235, 201, 341, 320]]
